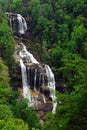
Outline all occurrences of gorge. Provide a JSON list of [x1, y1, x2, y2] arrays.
[[7, 13, 57, 114]]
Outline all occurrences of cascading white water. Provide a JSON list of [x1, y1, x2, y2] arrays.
[[19, 43, 39, 107], [45, 65, 57, 113], [19, 42, 57, 112], [7, 12, 57, 112], [17, 14, 27, 34], [34, 69, 37, 91], [19, 43, 39, 64], [20, 59, 32, 104], [42, 67, 45, 86], [6, 13, 27, 35]]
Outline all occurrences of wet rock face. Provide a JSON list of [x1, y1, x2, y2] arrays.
[[40, 86, 50, 98], [34, 102, 53, 112], [12, 64, 22, 91], [25, 63, 48, 90], [24, 63, 53, 104]]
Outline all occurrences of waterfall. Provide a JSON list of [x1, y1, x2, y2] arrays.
[[20, 59, 32, 104], [19, 42, 57, 112], [6, 12, 27, 35], [7, 12, 57, 112], [34, 69, 37, 90], [17, 14, 27, 34], [45, 65, 57, 113], [19, 42, 39, 64]]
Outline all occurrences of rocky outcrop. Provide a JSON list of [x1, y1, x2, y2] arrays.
[[12, 64, 22, 91], [56, 81, 71, 94]]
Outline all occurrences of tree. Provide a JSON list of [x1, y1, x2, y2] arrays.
[[42, 53, 87, 130], [0, 13, 14, 67], [0, 60, 12, 103], [12, 99, 41, 130], [0, 60, 29, 130], [0, 0, 9, 11], [67, 22, 87, 56], [39, 3, 53, 18], [1, 118, 28, 130]]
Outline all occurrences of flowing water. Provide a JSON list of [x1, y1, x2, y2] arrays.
[[6, 13, 27, 34], [34, 69, 37, 91], [19, 42, 57, 112], [17, 14, 27, 34], [7, 12, 57, 112]]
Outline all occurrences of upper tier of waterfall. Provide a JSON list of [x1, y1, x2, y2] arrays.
[[6, 12, 27, 35]]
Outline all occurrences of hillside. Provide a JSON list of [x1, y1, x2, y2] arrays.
[[0, 0, 87, 130]]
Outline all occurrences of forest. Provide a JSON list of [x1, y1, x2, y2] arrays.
[[0, 0, 87, 130]]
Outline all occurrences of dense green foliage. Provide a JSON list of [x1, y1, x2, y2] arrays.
[[0, 60, 28, 130], [0, 59, 41, 130], [0, 10, 14, 67], [0, 0, 87, 130], [42, 57, 87, 130]]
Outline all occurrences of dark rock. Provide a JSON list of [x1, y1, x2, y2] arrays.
[[34, 102, 53, 112], [12, 64, 22, 90], [40, 86, 50, 97], [56, 81, 70, 94]]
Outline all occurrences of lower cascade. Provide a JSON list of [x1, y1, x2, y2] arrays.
[[15, 42, 57, 113]]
